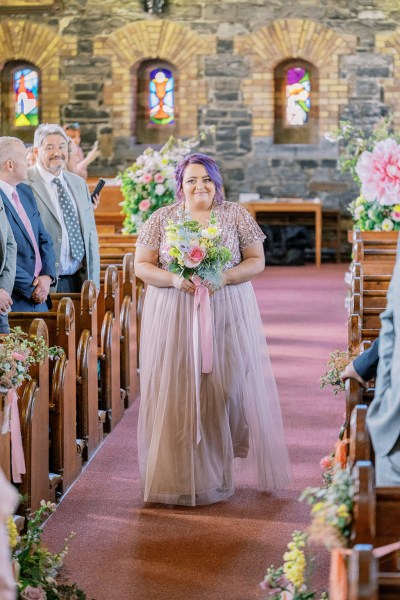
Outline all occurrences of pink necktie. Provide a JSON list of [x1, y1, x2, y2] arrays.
[[11, 190, 42, 277]]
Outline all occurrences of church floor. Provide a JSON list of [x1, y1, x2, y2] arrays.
[[43, 264, 348, 600]]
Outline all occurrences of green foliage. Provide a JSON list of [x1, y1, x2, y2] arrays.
[[320, 349, 356, 395]]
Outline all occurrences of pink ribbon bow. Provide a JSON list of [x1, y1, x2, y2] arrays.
[[191, 275, 213, 444], [2, 389, 26, 483]]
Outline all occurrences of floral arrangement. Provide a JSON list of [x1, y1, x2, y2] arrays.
[[260, 531, 328, 600], [0, 327, 63, 392], [119, 129, 213, 234], [326, 116, 400, 231], [320, 349, 356, 395], [300, 465, 354, 550], [7, 500, 87, 599], [165, 208, 232, 290]]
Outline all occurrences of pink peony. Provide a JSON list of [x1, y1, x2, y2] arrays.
[[356, 138, 400, 206], [138, 200, 151, 212], [154, 172, 165, 183], [183, 246, 206, 268], [21, 587, 47, 600], [141, 172, 153, 184]]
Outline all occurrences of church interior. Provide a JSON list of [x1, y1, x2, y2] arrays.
[[1, 0, 400, 599]]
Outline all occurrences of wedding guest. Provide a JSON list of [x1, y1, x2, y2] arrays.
[[0, 136, 56, 312], [340, 338, 379, 389], [27, 123, 100, 293], [0, 143, 17, 332], [63, 123, 100, 180], [134, 153, 292, 506]]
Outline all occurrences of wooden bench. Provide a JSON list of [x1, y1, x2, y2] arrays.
[[348, 544, 400, 600], [51, 280, 102, 459], [10, 299, 81, 495]]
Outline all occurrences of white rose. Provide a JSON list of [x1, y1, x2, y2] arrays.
[[155, 184, 166, 195]]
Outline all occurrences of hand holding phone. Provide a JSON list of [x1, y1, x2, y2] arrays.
[[91, 178, 106, 204]]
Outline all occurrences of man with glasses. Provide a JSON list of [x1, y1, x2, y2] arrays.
[[27, 124, 100, 293]]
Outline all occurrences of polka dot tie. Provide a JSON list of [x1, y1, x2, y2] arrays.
[[52, 177, 85, 263]]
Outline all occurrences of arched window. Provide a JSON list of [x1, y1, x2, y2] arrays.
[[0, 61, 40, 141], [135, 59, 177, 144], [274, 59, 318, 144]]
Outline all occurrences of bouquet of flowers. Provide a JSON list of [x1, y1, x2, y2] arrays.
[[320, 348, 357, 396], [7, 500, 88, 599], [260, 531, 328, 600], [119, 128, 214, 234], [300, 465, 354, 550], [165, 208, 232, 290], [349, 194, 400, 232], [0, 327, 63, 392]]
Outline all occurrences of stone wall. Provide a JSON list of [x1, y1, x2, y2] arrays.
[[1, 0, 400, 210]]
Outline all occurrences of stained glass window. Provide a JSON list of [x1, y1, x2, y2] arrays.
[[13, 67, 39, 127], [286, 67, 310, 126], [149, 68, 174, 125]]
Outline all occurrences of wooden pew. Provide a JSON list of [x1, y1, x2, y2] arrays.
[[348, 544, 400, 600], [349, 230, 398, 265], [99, 233, 137, 255], [51, 280, 102, 459], [352, 462, 400, 554], [10, 300, 81, 495], [348, 405, 371, 467], [97, 265, 124, 431]]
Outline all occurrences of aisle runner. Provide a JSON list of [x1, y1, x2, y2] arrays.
[[43, 264, 348, 600]]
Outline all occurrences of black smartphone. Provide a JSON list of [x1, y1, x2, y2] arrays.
[[91, 178, 106, 203]]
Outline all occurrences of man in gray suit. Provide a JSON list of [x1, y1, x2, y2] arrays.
[[366, 237, 400, 486], [0, 142, 17, 332], [28, 124, 100, 293]]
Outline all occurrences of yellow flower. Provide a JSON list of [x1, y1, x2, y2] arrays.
[[6, 515, 18, 549], [169, 248, 181, 259], [336, 504, 349, 519], [311, 501, 325, 514]]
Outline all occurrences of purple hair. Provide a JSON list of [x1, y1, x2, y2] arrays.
[[174, 153, 225, 204]]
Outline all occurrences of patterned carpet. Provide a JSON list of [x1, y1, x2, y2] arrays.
[[43, 264, 348, 600]]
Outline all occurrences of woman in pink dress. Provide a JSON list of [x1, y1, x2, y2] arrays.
[[134, 153, 292, 506]]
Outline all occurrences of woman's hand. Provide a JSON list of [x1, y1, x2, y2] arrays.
[[172, 274, 196, 294]]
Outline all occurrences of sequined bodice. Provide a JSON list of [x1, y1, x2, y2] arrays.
[[136, 201, 265, 270]]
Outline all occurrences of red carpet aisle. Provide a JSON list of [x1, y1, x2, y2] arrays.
[[43, 264, 348, 600]]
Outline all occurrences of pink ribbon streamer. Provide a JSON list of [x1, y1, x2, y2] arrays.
[[191, 275, 213, 445], [7, 389, 26, 483]]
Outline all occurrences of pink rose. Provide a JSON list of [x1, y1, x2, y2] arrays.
[[138, 200, 151, 212], [154, 173, 165, 183], [320, 455, 333, 470], [141, 173, 153, 184], [183, 246, 206, 268], [12, 352, 26, 361], [391, 210, 400, 222], [21, 586, 47, 600]]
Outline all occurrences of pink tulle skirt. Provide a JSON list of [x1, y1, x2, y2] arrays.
[[137, 281, 292, 506]]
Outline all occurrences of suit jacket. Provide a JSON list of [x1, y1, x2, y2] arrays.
[[366, 236, 400, 457], [27, 166, 100, 290], [0, 197, 16, 296], [354, 338, 379, 381], [0, 183, 56, 311]]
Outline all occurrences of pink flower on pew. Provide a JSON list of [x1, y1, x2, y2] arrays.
[[139, 200, 151, 212], [183, 246, 206, 268], [320, 455, 333, 470], [12, 351, 27, 361], [356, 138, 400, 205], [391, 204, 400, 222], [21, 586, 47, 600]]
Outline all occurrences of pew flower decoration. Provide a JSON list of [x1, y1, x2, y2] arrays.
[[320, 349, 356, 395], [165, 208, 232, 290], [7, 501, 88, 599], [119, 128, 214, 234], [0, 327, 63, 392], [260, 531, 328, 600], [300, 465, 354, 550], [326, 116, 400, 230]]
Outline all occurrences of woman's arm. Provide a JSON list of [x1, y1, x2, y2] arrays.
[[134, 247, 196, 292], [222, 242, 265, 286]]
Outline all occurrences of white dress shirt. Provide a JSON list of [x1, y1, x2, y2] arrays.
[[0, 180, 15, 205], [35, 163, 82, 275]]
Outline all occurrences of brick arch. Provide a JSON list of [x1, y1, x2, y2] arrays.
[[94, 20, 216, 137], [0, 20, 76, 124], [376, 29, 400, 130], [235, 19, 357, 138]]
